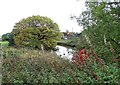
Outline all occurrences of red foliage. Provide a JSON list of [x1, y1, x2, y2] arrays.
[[72, 48, 92, 63]]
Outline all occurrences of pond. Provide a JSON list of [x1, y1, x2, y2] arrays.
[[55, 45, 74, 61]]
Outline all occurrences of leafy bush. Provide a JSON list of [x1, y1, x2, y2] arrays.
[[2, 47, 72, 83], [72, 2, 120, 63], [2, 47, 120, 84]]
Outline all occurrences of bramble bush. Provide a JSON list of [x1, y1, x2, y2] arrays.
[[2, 47, 120, 84], [71, 48, 119, 83]]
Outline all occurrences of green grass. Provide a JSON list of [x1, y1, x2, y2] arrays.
[[0, 41, 9, 48]]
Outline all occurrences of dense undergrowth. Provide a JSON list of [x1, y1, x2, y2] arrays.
[[1, 1, 120, 84], [2, 47, 120, 84]]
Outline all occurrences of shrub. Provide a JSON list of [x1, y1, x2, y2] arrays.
[[2, 47, 120, 84]]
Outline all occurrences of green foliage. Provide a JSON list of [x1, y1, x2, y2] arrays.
[[72, 2, 120, 63], [12, 15, 62, 50], [2, 47, 22, 58], [2, 47, 71, 83], [2, 47, 119, 84], [58, 38, 78, 47], [2, 33, 14, 46]]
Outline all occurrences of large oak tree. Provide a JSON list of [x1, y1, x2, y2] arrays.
[[12, 15, 62, 50]]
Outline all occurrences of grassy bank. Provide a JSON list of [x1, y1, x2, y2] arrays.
[[0, 41, 9, 48], [57, 38, 79, 49]]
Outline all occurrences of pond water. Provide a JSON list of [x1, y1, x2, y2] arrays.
[[55, 45, 73, 61]]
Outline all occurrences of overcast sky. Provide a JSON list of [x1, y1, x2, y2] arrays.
[[0, 0, 86, 35]]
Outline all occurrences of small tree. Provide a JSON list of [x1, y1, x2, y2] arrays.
[[72, 2, 120, 63]]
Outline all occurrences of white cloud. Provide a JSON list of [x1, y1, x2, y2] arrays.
[[0, 0, 86, 35]]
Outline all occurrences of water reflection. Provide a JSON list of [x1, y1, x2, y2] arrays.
[[55, 45, 73, 61]]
